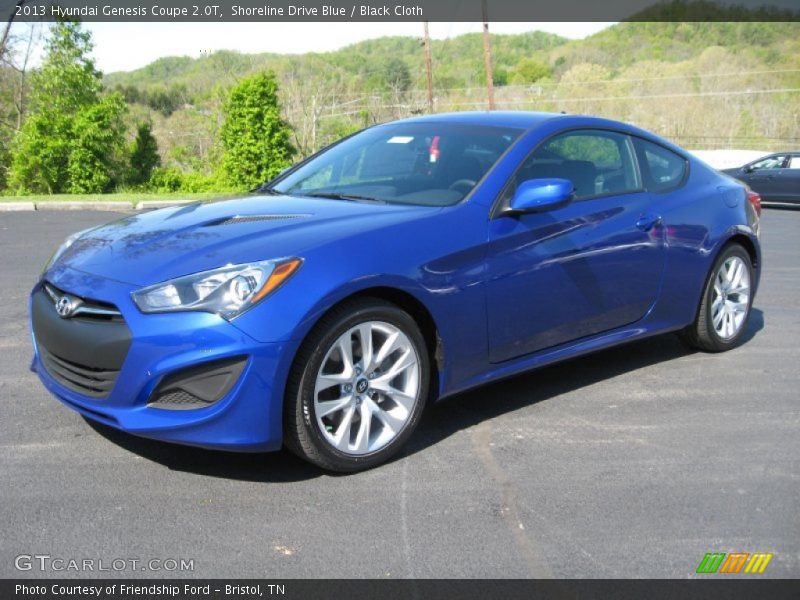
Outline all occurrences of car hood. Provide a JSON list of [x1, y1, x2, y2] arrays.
[[51, 194, 439, 286]]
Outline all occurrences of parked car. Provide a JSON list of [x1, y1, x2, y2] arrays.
[[31, 112, 762, 472], [722, 152, 800, 207]]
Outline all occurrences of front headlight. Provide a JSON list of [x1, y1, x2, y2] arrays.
[[43, 227, 97, 272], [131, 258, 302, 320]]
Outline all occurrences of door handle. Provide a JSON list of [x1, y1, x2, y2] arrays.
[[636, 213, 662, 232]]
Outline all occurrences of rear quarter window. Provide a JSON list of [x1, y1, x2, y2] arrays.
[[635, 139, 688, 193]]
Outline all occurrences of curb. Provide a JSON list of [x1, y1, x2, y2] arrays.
[[0, 199, 202, 212], [0, 202, 36, 211], [34, 201, 134, 211], [134, 200, 196, 210]]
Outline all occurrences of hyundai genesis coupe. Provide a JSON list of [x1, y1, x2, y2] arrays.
[[30, 112, 761, 471]]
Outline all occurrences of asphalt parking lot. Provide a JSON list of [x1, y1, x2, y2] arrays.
[[0, 208, 797, 579]]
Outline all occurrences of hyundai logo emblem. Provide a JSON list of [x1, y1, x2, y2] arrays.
[[55, 295, 78, 318]]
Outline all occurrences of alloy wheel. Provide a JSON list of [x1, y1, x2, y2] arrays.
[[711, 255, 751, 340], [313, 321, 420, 455]]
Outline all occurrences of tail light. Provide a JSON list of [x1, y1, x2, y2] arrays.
[[428, 135, 440, 164], [747, 189, 762, 217]]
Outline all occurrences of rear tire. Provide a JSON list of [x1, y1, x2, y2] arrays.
[[284, 298, 430, 472], [681, 243, 754, 352]]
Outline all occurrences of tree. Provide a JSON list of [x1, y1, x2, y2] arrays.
[[383, 58, 411, 93], [0, 22, 43, 190], [510, 58, 552, 84], [8, 21, 126, 193], [219, 72, 295, 189], [129, 122, 161, 186], [28, 21, 101, 114], [67, 94, 127, 193]]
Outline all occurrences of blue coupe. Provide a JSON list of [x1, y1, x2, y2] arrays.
[[31, 112, 762, 471]]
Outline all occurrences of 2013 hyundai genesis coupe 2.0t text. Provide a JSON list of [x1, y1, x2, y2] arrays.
[[30, 112, 761, 472]]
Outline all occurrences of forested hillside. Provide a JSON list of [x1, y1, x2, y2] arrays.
[[1, 18, 798, 195], [102, 20, 799, 178]]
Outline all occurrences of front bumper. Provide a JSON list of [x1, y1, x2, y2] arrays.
[[30, 266, 296, 452]]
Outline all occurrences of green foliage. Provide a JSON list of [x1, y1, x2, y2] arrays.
[[219, 72, 295, 189], [9, 113, 72, 193], [103, 31, 570, 104], [67, 93, 127, 193], [0, 140, 11, 190], [9, 22, 126, 194], [365, 58, 411, 93], [28, 21, 101, 114], [493, 67, 509, 86], [147, 166, 184, 192], [510, 59, 552, 84], [113, 83, 188, 116], [147, 167, 232, 193], [6, 20, 794, 194], [128, 122, 161, 186]]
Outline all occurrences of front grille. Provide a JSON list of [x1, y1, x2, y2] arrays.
[[39, 346, 120, 398], [43, 283, 123, 321], [32, 284, 132, 399]]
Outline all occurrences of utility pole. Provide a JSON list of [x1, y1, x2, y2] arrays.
[[311, 94, 317, 153], [423, 21, 434, 112], [481, 0, 495, 110]]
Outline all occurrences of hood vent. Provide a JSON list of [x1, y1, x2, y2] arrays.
[[209, 214, 312, 226]]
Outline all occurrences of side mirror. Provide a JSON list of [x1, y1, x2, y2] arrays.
[[743, 165, 754, 173], [505, 178, 575, 215]]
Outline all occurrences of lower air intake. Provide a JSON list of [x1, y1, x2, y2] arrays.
[[148, 357, 248, 410]]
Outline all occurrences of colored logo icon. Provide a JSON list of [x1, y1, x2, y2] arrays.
[[696, 552, 773, 574]]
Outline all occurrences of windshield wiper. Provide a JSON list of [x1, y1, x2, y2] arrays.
[[302, 192, 386, 204], [251, 184, 282, 195]]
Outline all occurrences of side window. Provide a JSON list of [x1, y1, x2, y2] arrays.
[[511, 129, 640, 200], [787, 156, 800, 169], [635, 139, 688, 193], [749, 155, 787, 171]]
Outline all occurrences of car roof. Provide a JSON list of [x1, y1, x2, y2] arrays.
[[395, 111, 566, 129], [392, 111, 666, 140], [387, 111, 694, 158]]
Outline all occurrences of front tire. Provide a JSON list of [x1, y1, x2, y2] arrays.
[[284, 298, 430, 472], [681, 243, 754, 352]]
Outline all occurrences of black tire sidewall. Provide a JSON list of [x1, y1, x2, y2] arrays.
[[703, 245, 754, 350], [295, 302, 430, 471]]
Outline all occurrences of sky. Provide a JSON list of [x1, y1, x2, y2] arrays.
[[76, 22, 614, 73]]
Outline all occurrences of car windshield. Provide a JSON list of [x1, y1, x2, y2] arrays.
[[270, 122, 522, 206]]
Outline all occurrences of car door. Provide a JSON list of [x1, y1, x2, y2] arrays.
[[485, 129, 666, 363], [774, 155, 800, 203], [743, 154, 788, 200]]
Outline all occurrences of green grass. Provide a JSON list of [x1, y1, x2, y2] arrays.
[[0, 192, 240, 206]]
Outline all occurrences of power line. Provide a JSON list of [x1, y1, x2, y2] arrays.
[[294, 87, 800, 116], [309, 67, 800, 102]]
